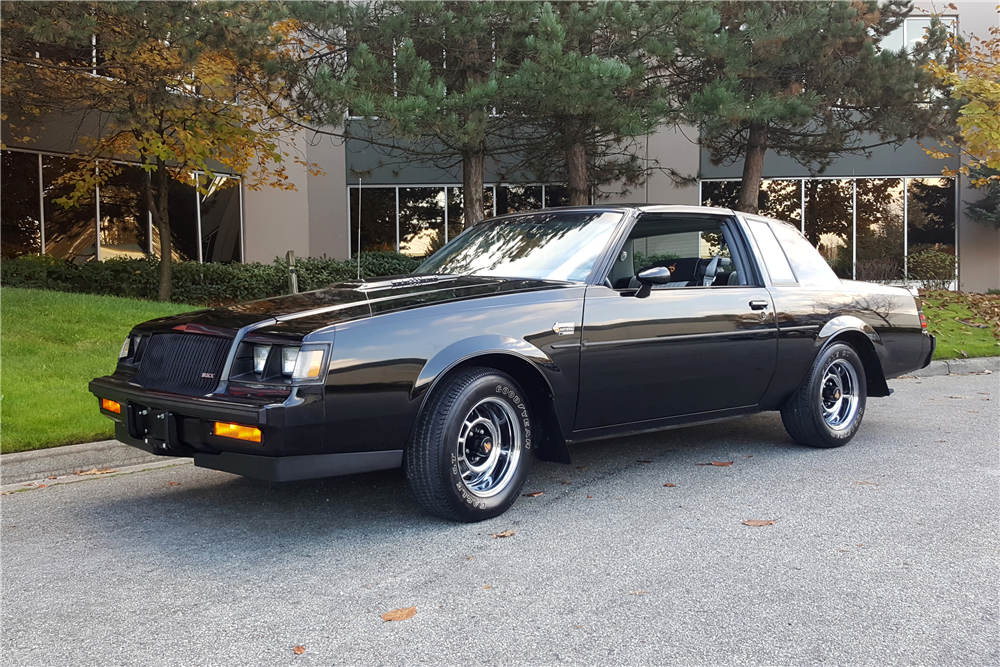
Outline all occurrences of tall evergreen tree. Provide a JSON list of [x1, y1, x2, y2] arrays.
[[667, 1, 954, 214]]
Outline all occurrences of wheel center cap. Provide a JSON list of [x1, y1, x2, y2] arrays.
[[483, 440, 493, 453], [834, 390, 841, 400]]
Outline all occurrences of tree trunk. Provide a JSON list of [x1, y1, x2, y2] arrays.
[[462, 150, 485, 228], [145, 157, 172, 302], [566, 139, 588, 206], [737, 123, 768, 214]]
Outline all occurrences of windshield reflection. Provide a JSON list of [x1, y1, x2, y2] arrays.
[[414, 211, 623, 282]]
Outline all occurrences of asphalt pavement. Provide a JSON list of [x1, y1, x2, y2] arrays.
[[2, 371, 997, 666]]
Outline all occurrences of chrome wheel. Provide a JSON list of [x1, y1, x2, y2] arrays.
[[821, 359, 859, 431], [456, 397, 522, 498]]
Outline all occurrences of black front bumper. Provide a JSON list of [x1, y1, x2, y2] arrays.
[[89, 377, 402, 482]]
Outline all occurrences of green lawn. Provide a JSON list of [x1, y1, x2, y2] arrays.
[[1, 287, 196, 454], [922, 290, 1000, 361]]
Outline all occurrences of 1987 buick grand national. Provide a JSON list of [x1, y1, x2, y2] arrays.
[[91, 205, 935, 521]]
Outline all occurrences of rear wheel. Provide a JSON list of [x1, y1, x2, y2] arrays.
[[406, 367, 533, 522], [781, 342, 867, 448]]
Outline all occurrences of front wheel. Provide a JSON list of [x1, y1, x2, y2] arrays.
[[781, 342, 867, 448], [406, 367, 533, 522]]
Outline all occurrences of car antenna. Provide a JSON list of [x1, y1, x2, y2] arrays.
[[357, 176, 363, 282]]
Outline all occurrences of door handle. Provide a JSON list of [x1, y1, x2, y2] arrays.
[[749, 300, 769, 310]]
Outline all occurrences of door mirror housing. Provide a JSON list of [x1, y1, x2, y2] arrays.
[[635, 266, 671, 298]]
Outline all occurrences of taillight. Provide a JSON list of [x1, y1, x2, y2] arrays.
[[919, 312, 927, 331]]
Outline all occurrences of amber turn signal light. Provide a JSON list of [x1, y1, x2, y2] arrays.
[[101, 398, 121, 414], [213, 421, 262, 443]]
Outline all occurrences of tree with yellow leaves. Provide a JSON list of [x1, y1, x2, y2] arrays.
[[1, 1, 315, 299], [925, 12, 1000, 228]]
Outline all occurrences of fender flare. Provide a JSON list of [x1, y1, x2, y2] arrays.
[[817, 316, 891, 397], [408, 335, 571, 464]]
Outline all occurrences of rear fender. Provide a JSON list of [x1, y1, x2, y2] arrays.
[[818, 317, 890, 398]]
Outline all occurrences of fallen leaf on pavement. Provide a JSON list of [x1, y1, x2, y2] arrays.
[[710, 461, 734, 467], [561, 480, 572, 485], [47, 476, 57, 480], [743, 519, 777, 527], [629, 590, 648, 595], [482, 585, 492, 590], [490, 530, 515, 539], [663, 483, 676, 487], [293, 646, 305, 655], [75, 468, 118, 476], [523, 491, 543, 497], [167, 481, 181, 486], [36, 484, 47, 489], [381, 606, 417, 622], [586, 495, 593, 499]]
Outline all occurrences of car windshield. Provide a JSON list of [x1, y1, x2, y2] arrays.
[[414, 210, 624, 282]]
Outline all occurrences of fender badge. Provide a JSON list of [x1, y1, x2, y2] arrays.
[[552, 322, 575, 336]]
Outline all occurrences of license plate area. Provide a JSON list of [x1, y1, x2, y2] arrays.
[[126, 403, 178, 449]]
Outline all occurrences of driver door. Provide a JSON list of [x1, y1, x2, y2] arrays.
[[574, 214, 778, 431]]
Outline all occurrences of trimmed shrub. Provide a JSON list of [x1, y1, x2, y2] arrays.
[[1, 252, 421, 305], [907, 247, 957, 290]]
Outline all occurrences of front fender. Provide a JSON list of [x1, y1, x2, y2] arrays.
[[411, 334, 556, 401]]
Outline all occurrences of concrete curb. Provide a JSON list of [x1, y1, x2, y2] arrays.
[[2, 356, 996, 484], [907, 356, 999, 378], [0, 439, 190, 486]]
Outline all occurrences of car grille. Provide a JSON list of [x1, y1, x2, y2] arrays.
[[132, 333, 232, 396]]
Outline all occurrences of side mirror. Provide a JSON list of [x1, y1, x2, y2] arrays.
[[635, 266, 671, 298]]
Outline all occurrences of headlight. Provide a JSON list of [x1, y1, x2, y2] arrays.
[[291, 346, 328, 381], [281, 346, 300, 375], [119, 336, 131, 359], [253, 344, 271, 374]]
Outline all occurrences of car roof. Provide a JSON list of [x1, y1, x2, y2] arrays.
[[489, 204, 737, 218]]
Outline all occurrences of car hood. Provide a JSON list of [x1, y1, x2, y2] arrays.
[[135, 275, 573, 338]]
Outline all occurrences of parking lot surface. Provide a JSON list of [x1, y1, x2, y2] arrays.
[[2, 372, 997, 666]]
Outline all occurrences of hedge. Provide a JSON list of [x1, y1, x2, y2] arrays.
[[0, 252, 422, 305]]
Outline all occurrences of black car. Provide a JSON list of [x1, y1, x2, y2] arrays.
[[91, 205, 935, 522]]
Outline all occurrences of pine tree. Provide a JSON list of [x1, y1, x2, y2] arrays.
[[668, 1, 954, 214]]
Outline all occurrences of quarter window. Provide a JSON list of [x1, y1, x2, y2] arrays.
[[745, 218, 797, 285]]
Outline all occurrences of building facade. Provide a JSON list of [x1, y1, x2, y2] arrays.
[[2, 1, 997, 291]]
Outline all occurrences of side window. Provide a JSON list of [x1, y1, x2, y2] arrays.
[[607, 217, 740, 290], [766, 220, 842, 287], [745, 218, 797, 285]]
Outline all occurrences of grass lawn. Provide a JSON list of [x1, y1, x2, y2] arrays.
[[921, 290, 1000, 361], [1, 288, 196, 454]]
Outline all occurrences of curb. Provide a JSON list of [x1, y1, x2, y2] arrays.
[[2, 356, 996, 484], [906, 356, 999, 378], [0, 439, 189, 486]]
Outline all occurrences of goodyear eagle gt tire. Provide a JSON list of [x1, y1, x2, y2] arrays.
[[406, 367, 534, 522]]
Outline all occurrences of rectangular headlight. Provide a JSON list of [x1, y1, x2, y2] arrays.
[[253, 345, 271, 374], [281, 346, 300, 375], [119, 336, 131, 359], [291, 347, 327, 381]]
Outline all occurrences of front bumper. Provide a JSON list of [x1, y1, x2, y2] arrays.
[[89, 376, 401, 481]]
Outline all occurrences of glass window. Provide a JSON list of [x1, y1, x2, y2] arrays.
[[99, 165, 150, 260], [415, 210, 623, 282], [746, 218, 797, 285], [804, 179, 854, 278], [444, 187, 497, 240], [701, 181, 740, 209], [856, 178, 905, 282], [1, 151, 42, 258], [349, 187, 397, 253], [198, 174, 242, 262], [42, 155, 97, 264], [150, 177, 197, 261], [496, 185, 542, 214], [766, 219, 842, 287], [398, 187, 445, 258], [906, 177, 956, 281], [545, 185, 569, 208], [759, 179, 802, 224], [621, 216, 736, 289]]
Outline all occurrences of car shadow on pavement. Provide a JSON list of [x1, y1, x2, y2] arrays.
[[80, 411, 816, 566]]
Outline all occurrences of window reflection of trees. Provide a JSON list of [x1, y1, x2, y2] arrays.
[[399, 187, 445, 258], [100, 165, 149, 259], [805, 179, 854, 278], [0, 151, 41, 258], [907, 178, 955, 253], [349, 188, 397, 253], [856, 178, 904, 282], [416, 212, 620, 281], [43, 155, 98, 264]]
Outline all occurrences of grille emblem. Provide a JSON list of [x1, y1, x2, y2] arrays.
[[201, 372, 216, 379]]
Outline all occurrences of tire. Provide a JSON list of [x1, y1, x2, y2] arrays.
[[780, 342, 867, 449], [406, 367, 534, 522]]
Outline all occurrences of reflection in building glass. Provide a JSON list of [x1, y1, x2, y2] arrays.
[[349, 187, 397, 253], [151, 178, 197, 261], [856, 178, 905, 281], [1, 151, 42, 258], [100, 165, 150, 260], [42, 155, 98, 264], [805, 179, 855, 278], [399, 187, 445, 257], [496, 185, 542, 214], [198, 174, 242, 262]]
